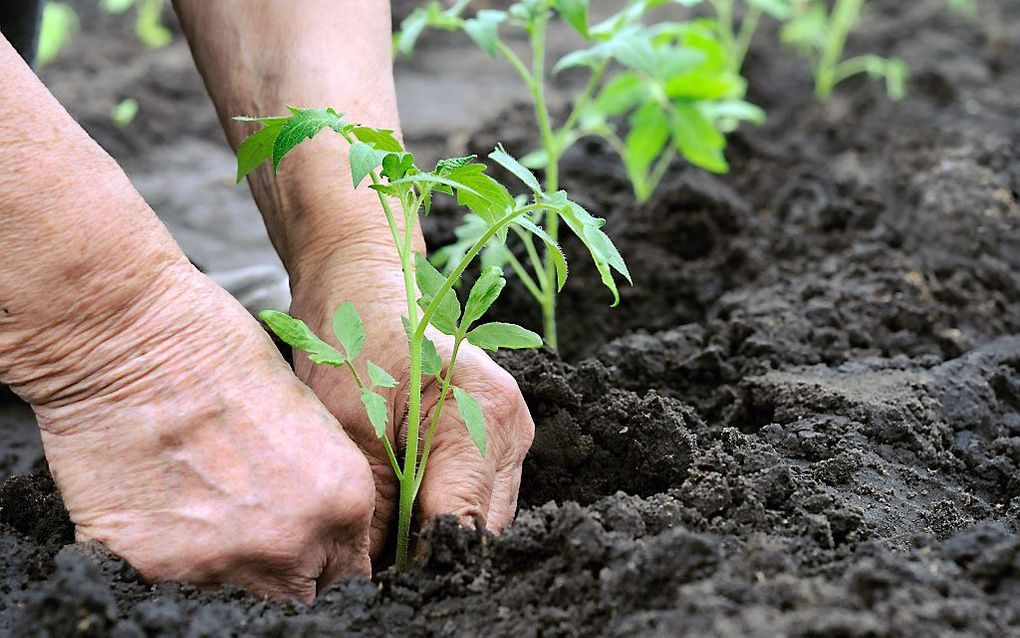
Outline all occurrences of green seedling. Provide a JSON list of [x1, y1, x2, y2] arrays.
[[234, 106, 627, 569], [707, 0, 794, 73], [781, 0, 907, 100], [399, 0, 756, 346]]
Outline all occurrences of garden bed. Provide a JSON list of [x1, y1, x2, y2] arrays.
[[1, 0, 1019, 635]]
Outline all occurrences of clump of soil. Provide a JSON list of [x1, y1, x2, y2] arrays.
[[1, 0, 1019, 635]]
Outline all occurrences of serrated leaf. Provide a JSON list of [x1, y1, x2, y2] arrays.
[[464, 9, 506, 57], [421, 335, 443, 377], [352, 126, 404, 152], [467, 322, 543, 351], [348, 142, 392, 187], [415, 253, 461, 335], [554, 0, 589, 38], [453, 387, 487, 456], [435, 155, 479, 175], [488, 145, 542, 193], [332, 302, 365, 361], [272, 108, 346, 170], [236, 118, 286, 182], [463, 266, 506, 327], [381, 153, 415, 180], [367, 361, 398, 388], [447, 164, 515, 226], [559, 201, 630, 306], [360, 389, 389, 438], [259, 310, 345, 366], [514, 216, 568, 291]]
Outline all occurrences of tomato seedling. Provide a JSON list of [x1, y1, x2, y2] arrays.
[[780, 0, 907, 100], [399, 0, 757, 346], [234, 107, 627, 569]]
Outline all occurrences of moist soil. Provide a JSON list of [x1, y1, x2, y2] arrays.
[[2, 0, 1020, 636]]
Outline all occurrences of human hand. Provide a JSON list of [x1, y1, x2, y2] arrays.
[[289, 251, 536, 557]]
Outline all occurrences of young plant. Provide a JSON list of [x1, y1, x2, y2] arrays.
[[399, 0, 756, 347], [780, 0, 907, 100], [234, 106, 627, 569]]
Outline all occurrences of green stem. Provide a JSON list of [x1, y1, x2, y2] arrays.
[[506, 251, 544, 300], [830, 54, 880, 85], [511, 225, 548, 294], [412, 335, 464, 497], [557, 60, 609, 145], [732, 6, 762, 73], [344, 360, 402, 480], [816, 0, 865, 99]]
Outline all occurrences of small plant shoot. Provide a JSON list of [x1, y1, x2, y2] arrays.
[[779, 0, 907, 100], [234, 106, 627, 569], [398, 0, 759, 346]]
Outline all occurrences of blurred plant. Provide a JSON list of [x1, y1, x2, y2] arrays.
[[37, 0, 170, 68], [101, 0, 172, 48], [780, 0, 907, 100], [398, 0, 759, 346], [235, 107, 625, 568], [110, 97, 139, 126], [37, 2, 79, 66]]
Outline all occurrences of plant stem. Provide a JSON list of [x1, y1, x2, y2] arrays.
[[527, 4, 561, 350], [732, 6, 762, 73], [412, 335, 464, 497], [344, 360, 402, 479], [816, 0, 864, 99]]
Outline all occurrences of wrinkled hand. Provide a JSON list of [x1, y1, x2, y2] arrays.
[[290, 255, 535, 556], [33, 266, 375, 602]]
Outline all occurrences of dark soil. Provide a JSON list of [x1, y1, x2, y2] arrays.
[[3, 0, 1020, 635]]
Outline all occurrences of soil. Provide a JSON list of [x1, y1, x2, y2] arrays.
[[2, 0, 1020, 636]]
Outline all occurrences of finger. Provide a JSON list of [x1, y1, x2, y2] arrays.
[[315, 529, 372, 596], [486, 463, 523, 532], [416, 430, 496, 529]]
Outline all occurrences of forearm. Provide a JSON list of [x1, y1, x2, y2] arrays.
[[172, 0, 421, 285], [0, 37, 187, 399]]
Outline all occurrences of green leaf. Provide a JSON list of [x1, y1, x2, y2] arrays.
[[348, 142, 391, 187], [883, 58, 909, 101], [259, 310, 345, 366], [435, 155, 480, 175], [464, 9, 506, 57], [415, 253, 461, 335], [360, 389, 389, 438], [625, 101, 671, 185], [552, 46, 608, 74], [236, 119, 286, 182], [463, 266, 506, 327], [381, 153, 415, 181], [332, 302, 365, 361], [488, 145, 542, 193], [606, 28, 657, 76], [447, 164, 515, 225], [453, 387, 487, 456], [699, 100, 766, 126], [559, 200, 631, 306], [421, 335, 443, 377], [273, 108, 347, 170], [671, 103, 728, 173], [593, 73, 647, 118], [367, 361, 398, 388], [513, 216, 568, 291], [396, 8, 429, 56], [352, 126, 404, 152], [554, 0, 589, 38], [467, 322, 543, 351]]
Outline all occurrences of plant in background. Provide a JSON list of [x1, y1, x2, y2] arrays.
[[780, 0, 907, 100], [234, 107, 628, 569], [37, 0, 170, 68], [399, 0, 754, 347]]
